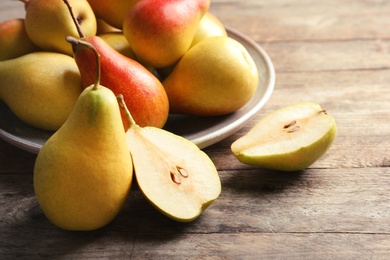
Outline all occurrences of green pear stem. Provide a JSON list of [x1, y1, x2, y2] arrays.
[[66, 36, 101, 90], [63, 0, 85, 38], [117, 94, 136, 127]]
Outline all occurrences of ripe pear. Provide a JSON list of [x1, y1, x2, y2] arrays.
[[34, 50, 133, 231], [118, 95, 221, 222], [96, 19, 121, 34], [24, 0, 97, 55], [231, 102, 337, 172], [98, 32, 155, 72], [0, 52, 82, 131], [87, 0, 141, 29], [123, 0, 210, 68], [97, 32, 137, 60], [190, 12, 227, 47], [0, 18, 40, 61], [67, 36, 169, 129], [163, 36, 259, 116]]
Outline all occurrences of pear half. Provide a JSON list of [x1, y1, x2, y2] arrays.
[[231, 102, 337, 172], [118, 95, 221, 222]]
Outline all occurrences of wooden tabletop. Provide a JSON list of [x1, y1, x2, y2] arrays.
[[1, 0, 389, 259]]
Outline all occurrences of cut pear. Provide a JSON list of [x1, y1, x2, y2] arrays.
[[231, 102, 337, 172], [118, 96, 221, 222]]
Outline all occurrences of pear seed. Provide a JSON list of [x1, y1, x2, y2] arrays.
[[170, 172, 181, 184], [287, 126, 301, 133], [284, 120, 296, 129], [177, 167, 189, 178]]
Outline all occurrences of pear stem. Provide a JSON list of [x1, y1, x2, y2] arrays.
[[117, 94, 136, 127], [63, 0, 85, 38], [66, 36, 101, 90]]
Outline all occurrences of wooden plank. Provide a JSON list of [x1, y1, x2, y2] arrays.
[[0, 167, 389, 258], [210, 0, 390, 42]]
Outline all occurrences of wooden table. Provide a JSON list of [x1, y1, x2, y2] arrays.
[[1, 0, 389, 259]]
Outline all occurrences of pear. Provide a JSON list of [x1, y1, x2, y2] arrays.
[[24, 0, 97, 55], [87, 0, 141, 29], [117, 95, 221, 222], [163, 36, 259, 116], [231, 102, 337, 172], [190, 12, 227, 47], [0, 52, 82, 131], [97, 32, 137, 60], [63, 0, 169, 129], [96, 19, 121, 34], [123, 0, 210, 68], [0, 18, 40, 61], [33, 46, 133, 231]]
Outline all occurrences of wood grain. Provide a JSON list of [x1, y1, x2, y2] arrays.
[[1, 0, 390, 259]]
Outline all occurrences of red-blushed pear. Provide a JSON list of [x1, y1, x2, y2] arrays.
[[0, 18, 40, 61], [117, 95, 221, 222], [231, 102, 337, 172], [123, 0, 210, 68], [63, 0, 169, 130], [67, 36, 169, 130]]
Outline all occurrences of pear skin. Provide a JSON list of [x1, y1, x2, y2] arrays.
[[0, 18, 40, 61], [67, 36, 169, 129], [118, 96, 221, 222], [190, 12, 227, 47], [97, 32, 137, 60], [163, 36, 258, 116], [24, 0, 97, 55], [123, 0, 210, 68], [34, 85, 133, 231], [231, 102, 337, 172], [0, 52, 82, 131], [87, 0, 141, 29]]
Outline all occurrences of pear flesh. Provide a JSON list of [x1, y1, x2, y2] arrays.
[[34, 85, 133, 231], [126, 121, 221, 222], [231, 102, 337, 172]]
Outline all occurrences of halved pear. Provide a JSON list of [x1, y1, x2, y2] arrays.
[[231, 102, 337, 172], [117, 95, 221, 222]]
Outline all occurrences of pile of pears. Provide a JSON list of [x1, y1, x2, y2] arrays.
[[0, 0, 338, 230], [0, 0, 259, 132]]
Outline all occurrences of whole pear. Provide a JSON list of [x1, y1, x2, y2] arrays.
[[96, 19, 121, 34], [98, 32, 137, 60], [123, 0, 210, 68], [0, 52, 82, 131], [0, 18, 40, 61], [163, 36, 259, 116], [87, 0, 141, 29], [34, 57, 133, 230], [190, 12, 227, 47], [24, 0, 97, 55], [67, 36, 169, 129]]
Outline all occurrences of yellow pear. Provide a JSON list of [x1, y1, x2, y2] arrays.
[[163, 36, 258, 116], [118, 95, 221, 222], [0, 52, 82, 131], [24, 0, 97, 55], [0, 18, 40, 61], [34, 49, 133, 230], [231, 102, 337, 172], [190, 12, 227, 47]]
